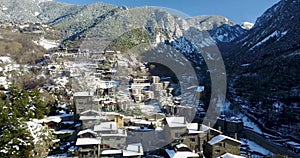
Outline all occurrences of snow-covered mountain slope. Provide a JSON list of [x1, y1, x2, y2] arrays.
[[233, 0, 300, 62], [241, 22, 254, 30], [209, 24, 246, 43], [187, 15, 247, 43], [0, 0, 81, 23], [225, 0, 300, 105]]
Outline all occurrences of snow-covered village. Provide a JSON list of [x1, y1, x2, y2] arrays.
[[0, 0, 300, 158]]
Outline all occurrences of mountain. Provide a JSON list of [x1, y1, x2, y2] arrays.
[[1, 0, 300, 156], [0, 0, 82, 23], [1, 0, 297, 106], [187, 15, 246, 43], [225, 0, 300, 107], [0, 0, 246, 47]]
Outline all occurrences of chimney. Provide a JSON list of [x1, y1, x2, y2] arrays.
[[218, 126, 221, 132], [234, 133, 238, 140], [110, 124, 112, 129], [208, 122, 211, 128], [138, 145, 141, 153], [198, 123, 201, 131]]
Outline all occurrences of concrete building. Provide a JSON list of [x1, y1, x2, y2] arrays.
[[165, 117, 187, 145], [94, 122, 127, 150], [74, 91, 96, 115]]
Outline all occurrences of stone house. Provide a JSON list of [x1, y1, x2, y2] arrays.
[[203, 134, 242, 158]]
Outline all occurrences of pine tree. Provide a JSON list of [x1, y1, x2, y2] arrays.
[[0, 85, 53, 157], [30, 89, 50, 119]]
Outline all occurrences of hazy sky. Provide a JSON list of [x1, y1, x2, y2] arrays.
[[57, 0, 280, 24]]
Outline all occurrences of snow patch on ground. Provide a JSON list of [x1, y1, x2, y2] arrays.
[[0, 56, 13, 63], [238, 114, 263, 134], [2, 6, 8, 11], [241, 63, 251, 67], [283, 50, 300, 58], [241, 139, 274, 156], [241, 22, 254, 30], [34, 12, 40, 16], [250, 30, 288, 50], [251, 31, 278, 50], [27, 120, 49, 144], [33, 0, 53, 4], [34, 37, 59, 50]]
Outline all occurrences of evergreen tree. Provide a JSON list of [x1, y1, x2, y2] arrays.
[[0, 85, 53, 157]]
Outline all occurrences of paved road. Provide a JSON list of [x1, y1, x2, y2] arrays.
[[244, 129, 299, 158]]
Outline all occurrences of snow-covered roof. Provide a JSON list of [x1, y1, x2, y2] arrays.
[[79, 115, 103, 120], [77, 129, 97, 136], [50, 113, 74, 118], [101, 150, 122, 155], [123, 143, 143, 157], [165, 149, 199, 158], [131, 119, 153, 125], [208, 134, 242, 145], [217, 153, 246, 158], [54, 130, 75, 135], [187, 123, 202, 134], [74, 91, 93, 97], [76, 138, 100, 146], [94, 122, 117, 132], [166, 117, 186, 128], [80, 109, 101, 115], [200, 124, 222, 133], [175, 143, 188, 150], [44, 116, 62, 123]]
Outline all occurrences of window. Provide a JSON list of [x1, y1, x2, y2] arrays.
[[190, 138, 196, 142], [215, 149, 220, 153], [175, 133, 181, 137], [216, 143, 222, 147]]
